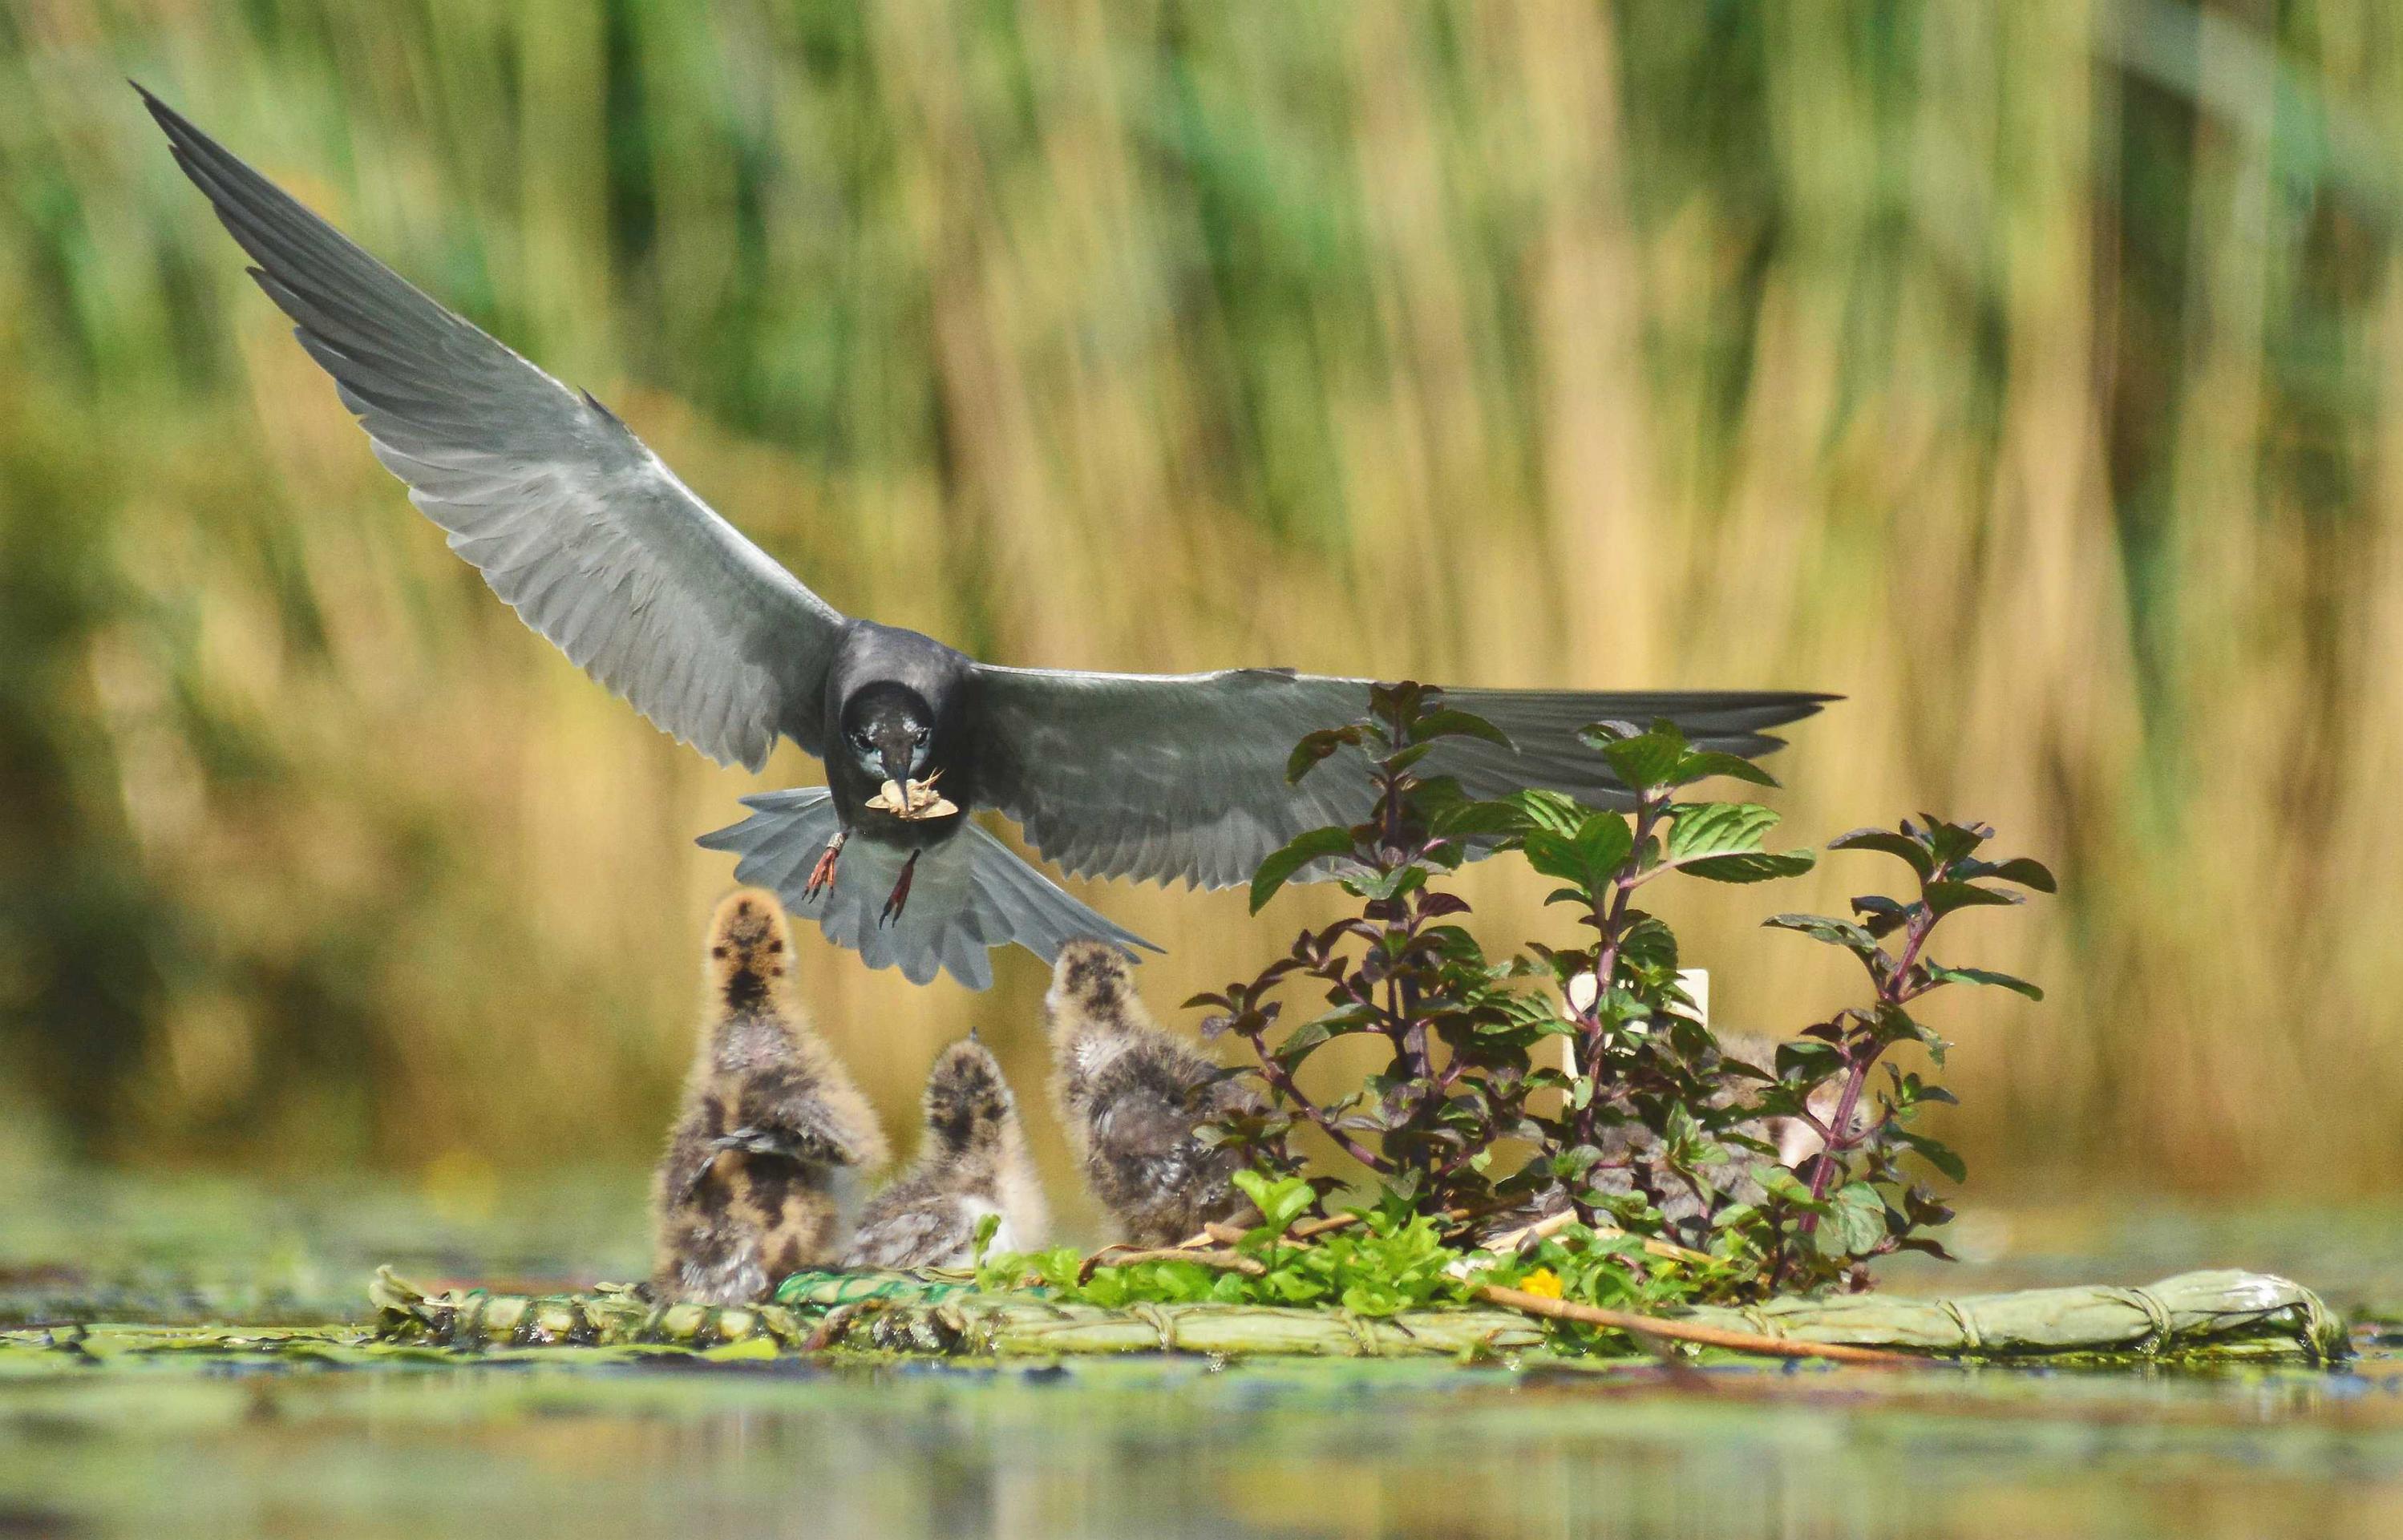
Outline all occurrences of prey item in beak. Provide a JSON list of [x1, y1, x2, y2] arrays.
[[866, 769, 958, 821]]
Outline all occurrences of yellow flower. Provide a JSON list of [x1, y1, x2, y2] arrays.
[[1519, 1268, 1564, 1300]]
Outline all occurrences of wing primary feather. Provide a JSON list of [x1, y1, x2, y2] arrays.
[[137, 83, 848, 767], [973, 667, 1830, 891]]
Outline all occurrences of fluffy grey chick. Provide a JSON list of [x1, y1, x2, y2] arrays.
[[842, 1036, 1048, 1269], [1044, 940, 1261, 1247], [653, 888, 889, 1304]]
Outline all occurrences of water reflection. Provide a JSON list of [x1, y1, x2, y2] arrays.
[[2, 1351, 2395, 1538]]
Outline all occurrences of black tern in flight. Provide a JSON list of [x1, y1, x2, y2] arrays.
[[140, 85, 1831, 988]]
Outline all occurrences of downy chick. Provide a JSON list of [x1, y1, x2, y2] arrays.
[[842, 1036, 1047, 1270], [653, 888, 889, 1304], [1044, 940, 1260, 1247]]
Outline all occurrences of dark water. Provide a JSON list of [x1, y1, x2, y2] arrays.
[[2, 1171, 2397, 1539]]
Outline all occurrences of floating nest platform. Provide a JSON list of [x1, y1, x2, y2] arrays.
[[370, 1267, 2348, 1367]]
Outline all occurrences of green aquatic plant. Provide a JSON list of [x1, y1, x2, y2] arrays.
[[1195, 687, 1823, 1235], [975, 1170, 1728, 1322], [980, 1173, 1475, 1316], [1479, 714, 1821, 1259], [1183, 682, 1563, 1215], [1746, 817, 2057, 1290], [1183, 685, 2048, 1304]]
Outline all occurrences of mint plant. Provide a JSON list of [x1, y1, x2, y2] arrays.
[[1186, 683, 1559, 1216], [1172, 684, 2053, 1310], [1746, 818, 2055, 1288], [1487, 717, 1820, 1254]]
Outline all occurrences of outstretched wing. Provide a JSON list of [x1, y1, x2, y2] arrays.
[[971, 665, 1832, 889], [140, 86, 845, 769]]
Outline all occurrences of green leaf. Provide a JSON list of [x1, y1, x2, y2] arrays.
[[1575, 811, 1636, 871], [1230, 1170, 1315, 1237], [1828, 827, 1935, 880], [1864, 1004, 1943, 1058], [1616, 914, 1681, 973], [1849, 894, 1912, 938], [1774, 1040, 1844, 1081], [1598, 727, 1689, 792], [1665, 802, 1780, 860], [1681, 850, 1818, 883], [1923, 963, 2044, 1000], [1409, 708, 1515, 750], [1523, 812, 1634, 893], [1829, 1182, 1888, 1255], [1923, 880, 2021, 916], [1984, 856, 2057, 894], [1676, 750, 1779, 788], [1508, 788, 1587, 839], [1574, 718, 1642, 750], [1284, 726, 1362, 786], [1249, 826, 1359, 912], [1343, 864, 1427, 903], [1430, 798, 1524, 839], [1764, 912, 1883, 958], [1921, 817, 1992, 867], [1659, 802, 1814, 883], [1271, 1020, 1335, 1066], [1894, 1130, 1968, 1182]]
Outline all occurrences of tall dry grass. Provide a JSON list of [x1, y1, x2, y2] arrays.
[[2, 2, 2398, 1205]]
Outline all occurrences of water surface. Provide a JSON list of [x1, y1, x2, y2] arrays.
[[2, 1173, 2394, 1539]]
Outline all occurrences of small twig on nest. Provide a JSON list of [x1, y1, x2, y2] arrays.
[[1475, 1283, 1911, 1367], [1175, 1201, 1505, 1253], [1161, 1210, 1384, 1253], [1479, 1211, 1715, 1268], [1290, 1211, 1376, 1241], [1168, 1215, 1354, 1251], [1078, 1246, 1265, 1284]]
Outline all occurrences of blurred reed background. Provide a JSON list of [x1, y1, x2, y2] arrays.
[[2, 0, 2397, 1211]]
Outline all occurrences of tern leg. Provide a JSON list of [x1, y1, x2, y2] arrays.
[[803, 829, 848, 900], [880, 850, 921, 928]]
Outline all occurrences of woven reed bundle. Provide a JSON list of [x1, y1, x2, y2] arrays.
[[371, 1267, 2344, 1364], [1680, 1269, 2346, 1363]]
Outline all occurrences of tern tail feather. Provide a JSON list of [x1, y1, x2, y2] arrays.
[[697, 789, 1155, 989]]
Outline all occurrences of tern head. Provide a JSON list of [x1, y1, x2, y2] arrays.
[[840, 681, 935, 790]]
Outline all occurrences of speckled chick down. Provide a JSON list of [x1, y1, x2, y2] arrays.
[[652, 888, 888, 1304], [842, 1037, 1048, 1270], [1043, 940, 1260, 1247]]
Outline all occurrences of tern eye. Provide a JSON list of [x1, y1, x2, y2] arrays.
[[850, 730, 874, 750], [912, 727, 930, 746]]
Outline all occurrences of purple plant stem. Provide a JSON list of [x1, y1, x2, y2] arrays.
[[1572, 794, 1665, 1157], [1800, 862, 1947, 1220], [1247, 1033, 1393, 1174]]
